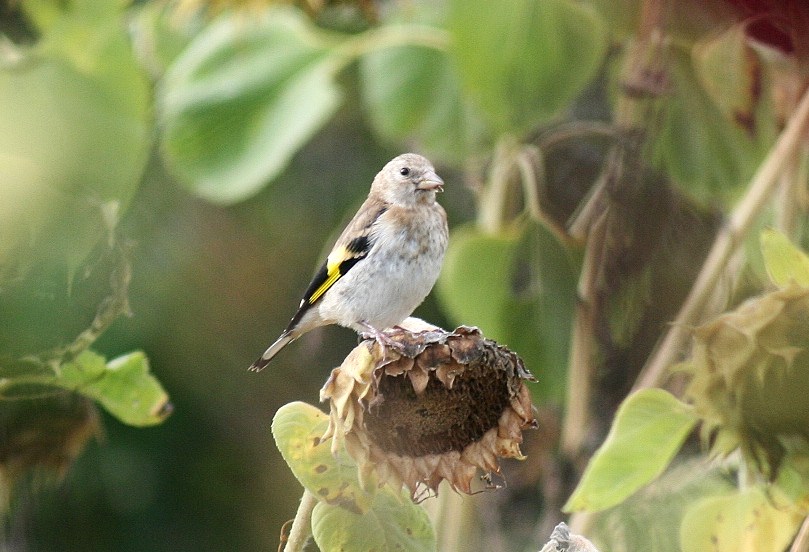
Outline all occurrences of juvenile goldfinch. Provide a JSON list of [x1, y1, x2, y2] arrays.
[[250, 153, 448, 371]]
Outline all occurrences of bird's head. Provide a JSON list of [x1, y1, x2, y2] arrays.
[[371, 153, 444, 206]]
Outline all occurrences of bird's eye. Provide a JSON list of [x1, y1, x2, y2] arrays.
[[399, 167, 410, 176]]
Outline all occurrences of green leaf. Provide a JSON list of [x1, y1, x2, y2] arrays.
[[358, 2, 487, 164], [448, 0, 607, 134], [0, 2, 150, 269], [760, 228, 809, 287], [360, 43, 487, 164], [56, 351, 171, 427], [130, 1, 198, 78], [436, 222, 577, 401], [653, 46, 772, 205], [159, 8, 344, 204], [312, 488, 435, 552], [692, 23, 760, 130], [680, 487, 803, 552], [588, 459, 735, 552], [564, 389, 698, 512], [437, 225, 521, 339], [272, 402, 374, 514]]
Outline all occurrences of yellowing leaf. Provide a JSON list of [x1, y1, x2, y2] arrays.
[[272, 402, 374, 514], [680, 487, 803, 552], [693, 23, 761, 132], [312, 489, 435, 552], [760, 228, 809, 287], [653, 46, 771, 205]]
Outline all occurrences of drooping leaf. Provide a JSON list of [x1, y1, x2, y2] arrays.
[[564, 389, 698, 512], [312, 486, 435, 552], [436, 222, 577, 402], [448, 0, 608, 135], [159, 8, 345, 204], [680, 487, 803, 552], [53, 350, 171, 427], [760, 228, 809, 287], [272, 402, 374, 514]]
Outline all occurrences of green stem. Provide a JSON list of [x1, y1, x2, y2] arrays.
[[328, 24, 450, 75], [283, 489, 317, 552], [478, 136, 520, 234]]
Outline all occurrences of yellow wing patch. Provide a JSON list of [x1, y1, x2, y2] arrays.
[[309, 245, 349, 304]]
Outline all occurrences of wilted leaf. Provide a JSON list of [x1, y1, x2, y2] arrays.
[[680, 487, 803, 552], [56, 351, 171, 427], [760, 228, 809, 287], [272, 401, 374, 514], [159, 8, 344, 204], [448, 0, 607, 134], [564, 389, 698, 512], [312, 486, 435, 552]]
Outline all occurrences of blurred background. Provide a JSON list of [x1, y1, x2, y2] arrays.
[[2, 0, 807, 550]]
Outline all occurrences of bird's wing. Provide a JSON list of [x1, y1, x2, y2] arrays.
[[283, 200, 387, 333]]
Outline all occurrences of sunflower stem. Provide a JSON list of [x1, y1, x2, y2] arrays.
[[634, 84, 809, 391], [283, 489, 317, 552]]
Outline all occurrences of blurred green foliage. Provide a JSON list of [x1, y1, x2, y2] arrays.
[[3, 0, 808, 549]]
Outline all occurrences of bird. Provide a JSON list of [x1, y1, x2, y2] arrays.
[[249, 153, 448, 371]]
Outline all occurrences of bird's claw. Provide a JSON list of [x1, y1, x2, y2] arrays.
[[359, 324, 408, 355]]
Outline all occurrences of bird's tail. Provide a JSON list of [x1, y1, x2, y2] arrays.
[[249, 332, 295, 372]]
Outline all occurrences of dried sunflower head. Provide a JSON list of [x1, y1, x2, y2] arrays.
[[320, 322, 537, 499], [686, 283, 809, 478]]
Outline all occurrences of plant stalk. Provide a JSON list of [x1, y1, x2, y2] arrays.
[[283, 489, 317, 552], [634, 84, 809, 391], [790, 514, 809, 552]]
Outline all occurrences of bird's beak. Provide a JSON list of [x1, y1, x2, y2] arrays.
[[417, 171, 444, 192]]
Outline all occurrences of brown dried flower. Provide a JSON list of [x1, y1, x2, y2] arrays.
[[320, 323, 537, 499]]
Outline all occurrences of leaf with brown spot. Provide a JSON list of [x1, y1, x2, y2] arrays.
[[693, 22, 762, 134], [272, 402, 374, 513], [311, 486, 435, 552]]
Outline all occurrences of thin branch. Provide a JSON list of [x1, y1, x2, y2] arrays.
[[283, 489, 317, 552], [516, 146, 574, 245], [634, 85, 809, 391]]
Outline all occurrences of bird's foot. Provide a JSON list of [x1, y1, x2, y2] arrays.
[[358, 322, 407, 354]]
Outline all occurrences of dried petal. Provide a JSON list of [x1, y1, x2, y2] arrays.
[[320, 326, 537, 499]]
